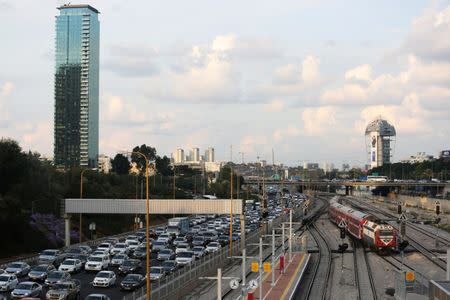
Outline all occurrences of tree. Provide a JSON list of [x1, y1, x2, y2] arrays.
[[0, 138, 27, 195], [155, 155, 172, 176], [111, 154, 130, 175], [131, 145, 157, 172]]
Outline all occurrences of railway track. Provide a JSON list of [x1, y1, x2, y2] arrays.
[[352, 240, 378, 300], [304, 215, 332, 300]]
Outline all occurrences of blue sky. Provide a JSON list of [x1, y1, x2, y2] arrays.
[[0, 0, 449, 166]]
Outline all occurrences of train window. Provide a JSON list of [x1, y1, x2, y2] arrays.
[[379, 230, 392, 236]]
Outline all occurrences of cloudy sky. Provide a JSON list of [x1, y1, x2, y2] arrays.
[[0, 0, 449, 166]]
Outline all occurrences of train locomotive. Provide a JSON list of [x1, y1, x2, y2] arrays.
[[328, 197, 396, 250]]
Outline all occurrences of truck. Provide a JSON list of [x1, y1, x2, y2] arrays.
[[167, 217, 189, 236]]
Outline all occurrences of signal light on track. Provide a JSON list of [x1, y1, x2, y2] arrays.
[[436, 204, 441, 216], [397, 204, 402, 215], [399, 240, 409, 251], [338, 243, 348, 253], [340, 227, 346, 239]]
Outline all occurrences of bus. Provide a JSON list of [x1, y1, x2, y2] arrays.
[[366, 175, 388, 182]]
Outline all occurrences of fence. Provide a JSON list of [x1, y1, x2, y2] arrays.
[[123, 209, 300, 300], [394, 269, 429, 300]]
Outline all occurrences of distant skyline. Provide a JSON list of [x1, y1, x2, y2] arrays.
[[0, 0, 449, 166]]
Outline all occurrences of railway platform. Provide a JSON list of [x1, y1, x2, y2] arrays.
[[248, 252, 310, 300]]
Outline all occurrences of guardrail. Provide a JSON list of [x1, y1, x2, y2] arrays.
[[123, 208, 302, 300]]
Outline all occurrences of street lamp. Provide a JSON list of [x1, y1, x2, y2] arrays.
[[122, 151, 151, 300], [80, 168, 97, 243], [89, 222, 96, 240]]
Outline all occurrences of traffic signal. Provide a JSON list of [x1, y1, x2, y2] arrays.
[[398, 240, 409, 251], [340, 227, 346, 239], [397, 203, 402, 215], [436, 204, 441, 215], [338, 243, 348, 253]]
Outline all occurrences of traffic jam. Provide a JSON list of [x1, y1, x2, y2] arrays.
[[0, 190, 306, 300]]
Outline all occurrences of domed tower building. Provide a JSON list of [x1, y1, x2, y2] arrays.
[[365, 118, 396, 168]]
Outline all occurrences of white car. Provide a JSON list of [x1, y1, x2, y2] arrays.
[[192, 246, 206, 258], [96, 243, 113, 255], [0, 274, 18, 292], [111, 253, 128, 267], [157, 234, 171, 243], [5, 262, 31, 277], [111, 243, 129, 255], [85, 255, 110, 272], [127, 240, 140, 251], [176, 251, 195, 266], [175, 243, 191, 254], [206, 242, 221, 253], [92, 271, 116, 287], [149, 267, 165, 281], [125, 236, 138, 245], [58, 259, 83, 273]]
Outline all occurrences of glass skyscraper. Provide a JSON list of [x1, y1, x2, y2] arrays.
[[54, 4, 99, 168]]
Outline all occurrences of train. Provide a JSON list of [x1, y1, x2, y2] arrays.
[[328, 197, 397, 251]]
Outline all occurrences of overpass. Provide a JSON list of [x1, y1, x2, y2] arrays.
[[63, 198, 243, 246], [243, 179, 448, 187]]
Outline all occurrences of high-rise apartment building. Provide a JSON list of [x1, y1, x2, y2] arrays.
[[205, 147, 214, 162], [173, 148, 185, 163], [192, 147, 200, 162], [54, 4, 100, 168]]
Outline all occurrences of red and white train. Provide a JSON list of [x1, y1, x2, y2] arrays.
[[328, 197, 397, 250]]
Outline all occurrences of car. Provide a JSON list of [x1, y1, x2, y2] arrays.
[[120, 274, 145, 291], [175, 243, 191, 254], [127, 240, 140, 251], [131, 246, 147, 259], [154, 227, 165, 235], [206, 242, 221, 253], [217, 235, 230, 246], [28, 264, 56, 281], [0, 273, 18, 292], [161, 260, 178, 274], [111, 254, 129, 267], [125, 236, 138, 245], [204, 231, 218, 242], [45, 280, 80, 300], [173, 237, 187, 247], [118, 259, 141, 275], [85, 255, 110, 272], [96, 243, 113, 255], [79, 245, 93, 254], [45, 271, 71, 287], [84, 294, 111, 300], [58, 259, 83, 273], [157, 233, 172, 243], [91, 250, 109, 257], [111, 243, 129, 255], [152, 240, 168, 252], [232, 233, 240, 241], [157, 249, 175, 261], [38, 249, 64, 266], [5, 262, 31, 277], [192, 236, 206, 246], [192, 246, 206, 258], [176, 251, 195, 266], [92, 271, 116, 287], [149, 267, 165, 281], [10, 282, 42, 299], [71, 254, 88, 267]]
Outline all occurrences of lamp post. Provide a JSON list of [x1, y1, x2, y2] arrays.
[[80, 168, 97, 243], [123, 151, 151, 300], [89, 222, 96, 240]]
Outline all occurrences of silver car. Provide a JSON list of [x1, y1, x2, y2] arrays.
[[5, 262, 31, 277]]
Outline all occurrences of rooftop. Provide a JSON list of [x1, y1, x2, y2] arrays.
[[57, 4, 99, 14], [365, 118, 396, 136]]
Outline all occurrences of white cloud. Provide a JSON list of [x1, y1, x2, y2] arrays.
[[321, 84, 368, 104], [301, 55, 320, 84], [344, 64, 372, 82], [263, 99, 285, 112], [354, 93, 434, 135], [302, 106, 336, 135], [403, 5, 450, 61]]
